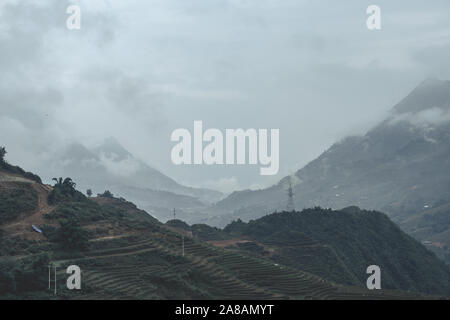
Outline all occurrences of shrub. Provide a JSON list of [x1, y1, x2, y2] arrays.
[[53, 219, 89, 251], [0, 146, 6, 163], [0, 183, 38, 224], [0, 253, 51, 296], [48, 177, 86, 205], [98, 190, 114, 198]]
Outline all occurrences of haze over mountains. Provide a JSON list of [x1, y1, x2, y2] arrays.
[[26, 78, 450, 265], [2, 77, 450, 297], [7, 78, 449, 264], [38, 137, 222, 222], [201, 79, 450, 263]]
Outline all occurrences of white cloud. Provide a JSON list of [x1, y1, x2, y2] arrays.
[[389, 107, 450, 127], [2, 0, 450, 191], [98, 154, 143, 177]]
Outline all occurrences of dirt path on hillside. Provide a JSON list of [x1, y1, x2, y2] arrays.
[[1, 174, 56, 240], [207, 239, 252, 247], [0, 172, 34, 183]]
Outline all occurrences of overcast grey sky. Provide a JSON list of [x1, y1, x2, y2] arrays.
[[1, 0, 450, 192]]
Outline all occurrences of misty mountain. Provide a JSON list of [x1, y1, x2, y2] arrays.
[[202, 79, 450, 262], [42, 137, 222, 221]]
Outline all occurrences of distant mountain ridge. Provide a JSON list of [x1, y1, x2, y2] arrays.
[[43, 137, 222, 222], [201, 79, 450, 263]]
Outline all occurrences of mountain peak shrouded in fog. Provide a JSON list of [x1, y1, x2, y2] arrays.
[[206, 79, 450, 264], [393, 78, 450, 114], [44, 136, 223, 222], [62, 138, 131, 163], [61, 142, 99, 162], [93, 137, 132, 161]]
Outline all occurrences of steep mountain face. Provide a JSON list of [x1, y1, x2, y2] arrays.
[[401, 202, 450, 263], [393, 78, 450, 113], [203, 79, 450, 263], [42, 137, 222, 222]]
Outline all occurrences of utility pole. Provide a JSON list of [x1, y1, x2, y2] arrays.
[[48, 264, 57, 295], [54, 265, 57, 295], [287, 177, 295, 212], [182, 235, 185, 257], [173, 208, 176, 220]]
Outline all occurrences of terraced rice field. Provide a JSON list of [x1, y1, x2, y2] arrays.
[[52, 229, 428, 300]]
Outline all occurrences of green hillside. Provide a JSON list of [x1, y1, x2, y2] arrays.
[[0, 158, 445, 299], [222, 206, 450, 296]]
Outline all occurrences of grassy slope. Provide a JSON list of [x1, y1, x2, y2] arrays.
[[222, 207, 450, 297], [0, 160, 444, 300], [0, 181, 435, 300], [0, 182, 38, 224]]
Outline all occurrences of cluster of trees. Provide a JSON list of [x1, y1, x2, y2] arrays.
[[0, 184, 38, 223], [98, 190, 114, 198], [87, 189, 122, 201], [48, 177, 123, 205], [0, 253, 50, 297], [44, 220, 89, 251], [52, 177, 76, 194], [0, 146, 6, 163], [48, 177, 84, 204], [96, 190, 126, 202], [86, 189, 116, 199]]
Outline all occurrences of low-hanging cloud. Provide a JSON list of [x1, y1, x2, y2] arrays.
[[2, 0, 450, 191]]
